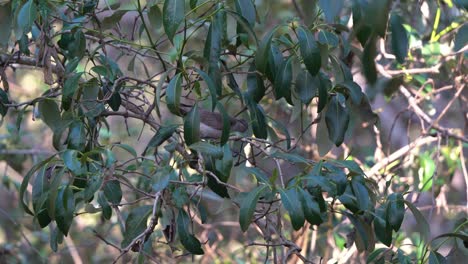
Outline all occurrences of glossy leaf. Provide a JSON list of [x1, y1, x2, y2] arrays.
[[279, 188, 305, 230], [343, 212, 369, 251], [255, 27, 278, 75], [216, 103, 230, 145], [38, 99, 62, 132], [247, 63, 265, 103], [362, 36, 378, 84], [319, 0, 343, 23], [144, 124, 179, 155], [299, 188, 324, 225], [297, 26, 321, 76], [97, 192, 112, 220], [234, 0, 255, 26], [239, 185, 267, 232], [351, 176, 370, 212], [63, 72, 82, 98], [204, 9, 223, 94], [177, 209, 204, 254], [390, 13, 408, 64], [387, 193, 404, 231], [184, 104, 200, 145], [246, 99, 268, 139], [194, 68, 218, 110], [121, 205, 152, 248], [0, 3, 12, 48], [317, 73, 331, 113], [163, 0, 185, 42], [0, 88, 9, 117], [368, 0, 390, 38], [166, 73, 182, 115], [325, 94, 350, 146], [318, 30, 339, 47], [335, 81, 363, 105], [454, 24, 468, 51]]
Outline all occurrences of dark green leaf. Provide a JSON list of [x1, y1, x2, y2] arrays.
[[335, 81, 363, 105], [0, 2, 12, 48], [279, 188, 305, 230], [366, 248, 387, 264], [243, 167, 269, 184], [317, 73, 331, 113], [216, 103, 230, 145], [386, 193, 404, 231], [55, 185, 75, 235], [330, 56, 353, 83], [108, 92, 121, 111], [103, 180, 122, 205], [274, 57, 293, 103], [63, 72, 82, 98], [173, 187, 189, 208], [267, 118, 291, 149], [239, 185, 267, 232], [101, 10, 127, 31], [184, 104, 200, 145], [97, 192, 112, 220], [121, 205, 153, 248], [362, 36, 378, 84], [204, 9, 223, 94], [266, 43, 283, 82], [247, 63, 265, 103], [299, 189, 324, 225], [144, 124, 179, 155], [67, 121, 86, 151], [190, 0, 198, 9], [397, 249, 412, 264], [166, 73, 182, 115], [325, 94, 350, 146], [255, 27, 278, 75], [374, 205, 392, 246], [50, 226, 63, 252], [38, 99, 62, 132], [189, 142, 223, 158], [0, 88, 9, 117], [163, 0, 185, 42], [295, 70, 317, 105], [246, 98, 268, 139], [351, 176, 370, 212], [343, 212, 369, 250], [390, 13, 408, 64], [82, 173, 103, 202], [297, 26, 321, 76], [16, 0, 37, 37], [319, 0, 343, 23], [194, 68, 218, 110], [368, 0, 390, 38], [177, 209, 204, 254]]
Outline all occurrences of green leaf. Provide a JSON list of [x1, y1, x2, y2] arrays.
[[234, 0, 256, 26], [274, 57, 293, 103], [108, 92, 121, 111], [166, 73, 183, 115], [454, 24, 468, 52], [103, 180, 122, 205], [189, 142, 223, 158], [420, 154, 436, 192], [279, 188, 305, 230], [239, 185, 267, 232], [319, 0, 343, 23], [144, 124, 179, 155], [267, 118, 291, 149], [246, 98, 268, 139], [318, 30, 339, 47], [0, 2, 12, 48], [50, 226, 63, 252], [343, 212, 369, 251], [38, 99, 62, 132], [330, 56, 353, 83], [204, 9, 223, 94], [243, 167, 269, 184], [335, 81, 363, 105], [295, 70, 317, 105], [15, 0, 37, 37], [374, 205, 392, 246], [184, 104, 200, 145], [351, 176, 370, 212], [397, 249, 412, 264], [247, 62, 265, 103], [121, 205, 153, 248], [297, 26, 321, 76], [362, 35, 378, 84], [390, 13, 408, 64], [366, 248, 387, 264], [63, 72, 82, 98], [55, 185, 75, 236], [368, 0, 390, 38], [97, 192, 112, 220], [0, 88, 9, 118], [82, 173, 103, 202], [387, 193, 404, 231], [429, 251, 447, 264], [194, 68, 218, 110], [317, 73, 331, 113], [148, 4, 162, 30], [216, 103, 230, 145], [101, 10, 127, 31], [271, 152, 310, 164], [325, 94, 350, 146], [177, 209, 204, 254], [190, 0, 198, 9], [60, 150, 83, 175], [163, 0, 185, 42], [403, 200, 431, 241], [173, 187, 189, 208], [67, 121, 86, 151], [299, 189, 325, 226], [255, 27, 278, 75], [48, 167, 66, 220]]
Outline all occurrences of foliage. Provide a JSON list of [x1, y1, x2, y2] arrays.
[[0, 0, 466, 263]]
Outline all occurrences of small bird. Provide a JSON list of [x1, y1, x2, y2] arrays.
[[179, 103, 248, 139]]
